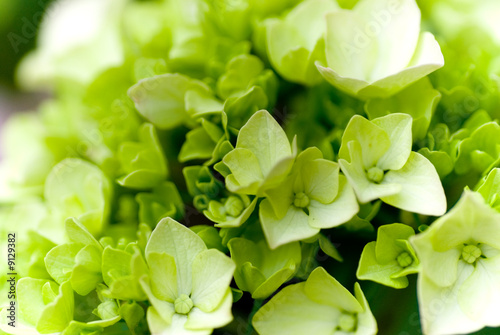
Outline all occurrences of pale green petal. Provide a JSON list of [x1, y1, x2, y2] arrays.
[[381, 152, 446, 216], [457, 257, 500, 326], [304, 267, 363, 313], [301, 159, 339, 203], [128, 73, 212, 129], [65, 218, 101, 250], [17, 278, 48, 326], [140, 276, 175, 325], [186, 288, 233, 330], [308, 176, 359, 229], [411, 231, 461, 288], [353, 283, 378, 335], [356, 242, 409, 289], [236, 110, 292, 175], [252, 282, 339, 335], [372, 113, 412, 171], [417, 262, 482, 335], [260, 200, 319, 249], [375, 223, 415, 264], [190, 249, 235, 312], [339, 141, 401, 203], [146, 218, 207, 295], [147, 252, 177, 303], [429, 191, 500, 251], [44, 242, 83, 284], [147, 307, 210, 335], [252, 264, 296, 299], [339, 115, 391, 169], [223, 148, 263, 195], [36, 281, 74, 334]]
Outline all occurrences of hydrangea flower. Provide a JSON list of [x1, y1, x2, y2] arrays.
[[253, 267, 377, 335], [316, 0, 444, 99], [260, 147, 359, 248], [411, 191, 500, 335], [140, 218, 235, 334], [338, 113, 446, 216], [357, 223, 419, 289]]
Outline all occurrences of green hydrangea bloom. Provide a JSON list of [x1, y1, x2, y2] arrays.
[[339, 113, 446, 215], [140, 218, 235, 334], [253, 267, 377, 335], [411, 191, 500, 335]]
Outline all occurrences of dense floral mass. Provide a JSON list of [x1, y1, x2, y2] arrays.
[[1, 0, 500, 334]]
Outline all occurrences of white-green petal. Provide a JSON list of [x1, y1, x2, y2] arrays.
[[236, 110, 292, 174], [146, 218, 207, 295], [417, 262, 481, 335], [381, 152, 446, 216], [260, 200, 319, 249], [304, 267, 363, 313], [190, 249, 235, 313], [185, 288, 233, 330], [147, 252, 178, 303], [411, 231, 461, 287], [457, 257, 500, 327], [308, 176, 359, 229], [140, 276, 176, 325], [429, 192, 500, 251], [339, 115, 391, 169], [147, 307, 210, 335], [339, 141, 401, 203], [372, 114, 412, 171], [252, 282, 339, 335]]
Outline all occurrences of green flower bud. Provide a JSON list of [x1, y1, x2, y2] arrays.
[[293, 192, 310, 208], [225, 196, 244, 217], [174, 294, 194, 315], [396, 251, 413, 268], [367, 166, 384, 184], [462, 244, 482, 264], [338, 312, 357, 332]]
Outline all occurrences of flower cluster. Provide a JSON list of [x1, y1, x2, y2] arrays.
[[1, 0, 500, 334]]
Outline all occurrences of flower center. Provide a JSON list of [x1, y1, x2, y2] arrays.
[[367, 167, 384, 184], [338, 312, 357, 332], [396, 251, 413, 268], [225, 196, 244, 217], [174, 294, 194, 315], [293, 192, 310, 208], [462, 244, 482, 264]]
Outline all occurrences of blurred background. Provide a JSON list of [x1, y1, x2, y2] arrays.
[[0, 0, 53, 159]]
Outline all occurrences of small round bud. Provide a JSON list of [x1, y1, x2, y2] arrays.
[[225, 196, 245, 217], [396, 251, 413, 268], [293, 192, 310, 208], [174, 294, 194, 315], [367, 167, 384, 184], [462, 244, 482, 264], [338, 313, 357, 332]]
